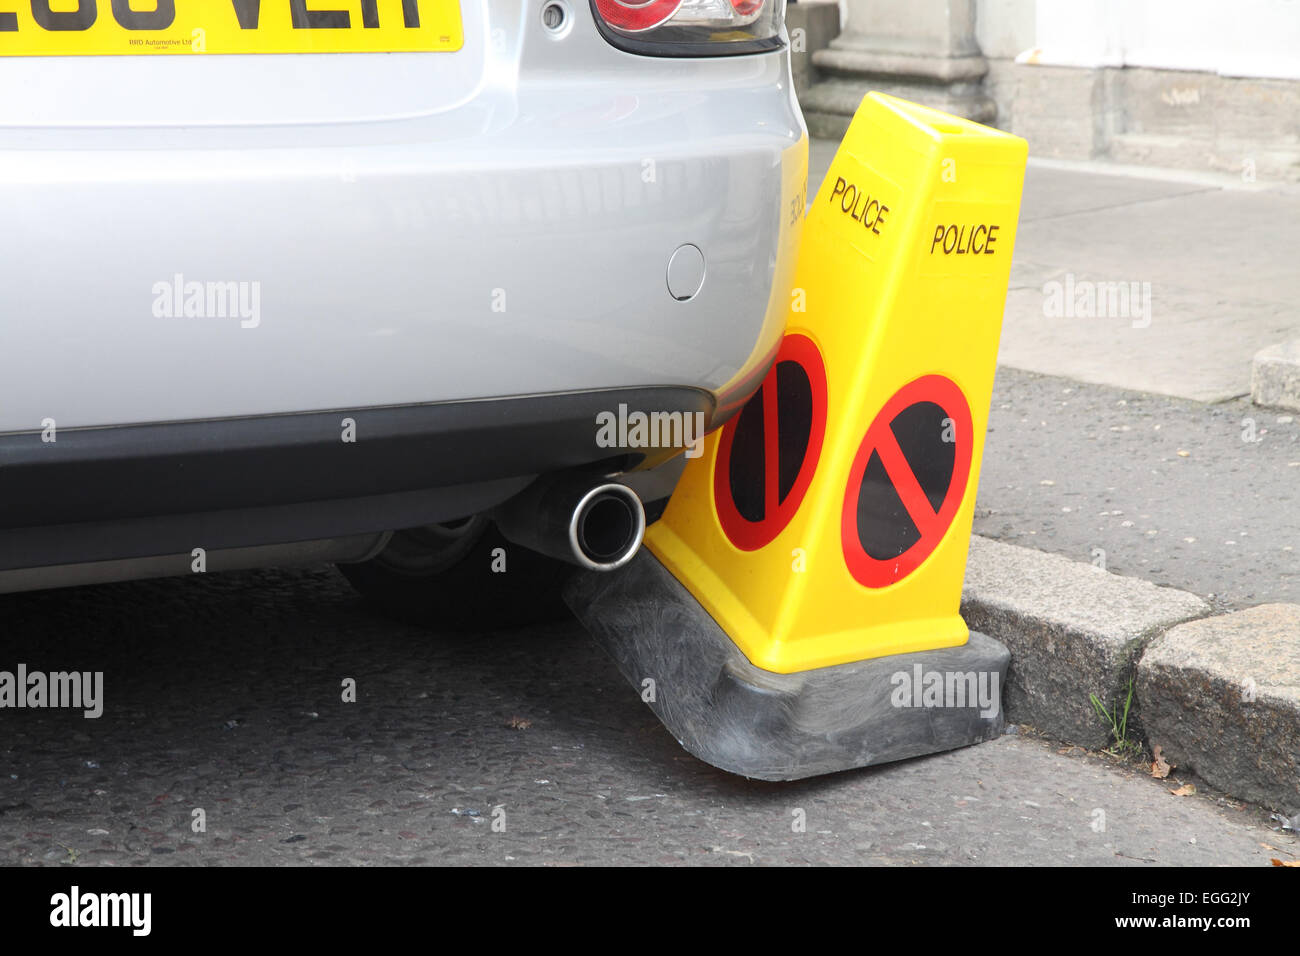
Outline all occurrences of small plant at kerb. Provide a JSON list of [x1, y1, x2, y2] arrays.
[[1090, 677, 1140, 758]]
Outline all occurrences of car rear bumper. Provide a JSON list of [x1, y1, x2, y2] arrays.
[[0, 2, 807, 435], [0, 2, 807, 577], [0, 386, 715, 571]]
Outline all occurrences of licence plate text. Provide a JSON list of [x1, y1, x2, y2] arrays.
[[0, 1, 463, 56]]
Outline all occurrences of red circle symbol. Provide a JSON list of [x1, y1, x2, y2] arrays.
[[714, 334, 828, 552], [841, 375, 973, 588]]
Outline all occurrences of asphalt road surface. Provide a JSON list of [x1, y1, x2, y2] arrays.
[[0, 563, 1291, 866], [977, 367, 1300, 609]]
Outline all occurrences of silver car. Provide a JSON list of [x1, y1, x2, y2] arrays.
[[0, 0, 806, 625]]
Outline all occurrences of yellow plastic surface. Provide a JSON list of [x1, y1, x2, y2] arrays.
[[647, 92, 1028, 674]]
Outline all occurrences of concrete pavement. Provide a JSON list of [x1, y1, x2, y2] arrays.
[[812, 134, 1299, 610], [810, 139, 1300, 403]]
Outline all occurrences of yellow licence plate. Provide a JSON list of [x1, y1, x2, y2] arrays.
[[0, 1, 463, 56]]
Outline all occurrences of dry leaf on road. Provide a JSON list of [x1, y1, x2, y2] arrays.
[[1170, 784, 1196, 797], [1271, 858, 1300, 867]]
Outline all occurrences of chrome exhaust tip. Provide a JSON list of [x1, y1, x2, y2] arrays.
[[494, 473, 646, 572], [567, 483, 646, 572]]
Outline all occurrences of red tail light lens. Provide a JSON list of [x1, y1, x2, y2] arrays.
[[593, 1, 684, 33], [590, 0, 785, 56]]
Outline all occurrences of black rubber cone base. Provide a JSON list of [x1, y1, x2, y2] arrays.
[[565, 550, 1010, 781]]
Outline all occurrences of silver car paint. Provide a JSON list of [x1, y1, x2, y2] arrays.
[[0, 0, 806, 433]]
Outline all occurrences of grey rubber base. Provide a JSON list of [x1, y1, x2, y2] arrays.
[[565, 550, 1012, 781]]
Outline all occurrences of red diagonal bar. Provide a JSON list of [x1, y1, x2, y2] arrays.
[[871, 426, 943, 541]]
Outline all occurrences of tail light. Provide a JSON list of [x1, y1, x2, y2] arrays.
[[590, 0, 786, 56]]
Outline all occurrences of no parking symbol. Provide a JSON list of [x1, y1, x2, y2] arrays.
[[841, 375, 972, 588], [713, 334, 828, 552]]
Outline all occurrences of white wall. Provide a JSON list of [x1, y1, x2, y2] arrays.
[[977, 0, 1300, 80], [975, 0, 1036, 59]]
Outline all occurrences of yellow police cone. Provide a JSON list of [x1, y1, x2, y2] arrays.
[[567, 92, 1028, 780]]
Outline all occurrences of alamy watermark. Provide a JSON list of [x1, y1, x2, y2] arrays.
[[890, 665, 1000, 719], [152, 273, 261, 328], [1043, 273, 1151, 328], [50, 886, 150, 936], [596, 404, 705, 459], [0, 664, 103, 718]]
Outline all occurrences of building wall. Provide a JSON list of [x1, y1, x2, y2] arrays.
[[975, 0, 1036, 59], [976, 0, 1300, 80], [796, 0, 1300, 180]]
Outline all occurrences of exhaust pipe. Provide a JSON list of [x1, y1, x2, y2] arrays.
[[494, 473, 646, 572]]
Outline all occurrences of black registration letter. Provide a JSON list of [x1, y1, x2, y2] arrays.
[[290, 0, 348, 28], [31, 0, 96, 30], [230, 0, 260, 29], [359, 0, 420, 28], [111, 0, 174, 30]]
